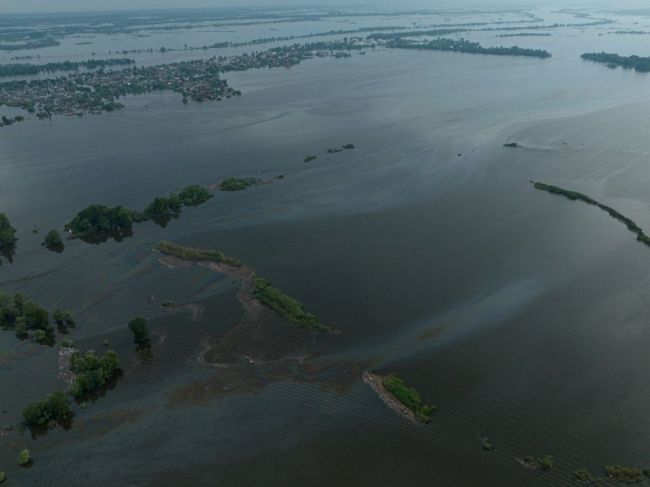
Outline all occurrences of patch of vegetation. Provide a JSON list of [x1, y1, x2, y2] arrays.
[[533, 181, 650, 247], [342, 143, 355, 149], [22, 391, 72, 428], [219, 177, 258, 192], [65, 185, 213, 242], [604, 464, 647, 483], [573, 469, 599, 483], [382, 374, 436, 423], [157, 240, 241, 266], [0, 293, 55, 344], [143, 194, 181, 227], [581, 52, 650, 72], [0, 471, 5, 483], [128, 317, 149, 347], [503, 142, 519, 148], [18, 449, 31, 467], [178, 185, 212, 206], [0, 213, 17, 264], [481, 437, 494, 451], [252, 276, 333, 333], [42, 229, 64, 253], [327, 147, 343, 154], [65, 204, 137, 243], [304, 155, 317, 163], [522, 455, 554, 471], [69, 349, 121, 399], [388, 37, 551, 58]]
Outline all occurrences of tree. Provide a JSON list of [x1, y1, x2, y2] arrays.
[[128, 317, 149, 346], [18, 449, 30, 466], [53, 309, 74, 332], [42, 230, 64, 252]]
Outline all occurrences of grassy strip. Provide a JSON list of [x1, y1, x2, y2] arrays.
[[157, 241, 241, 267], [532, 182, 650, 246], [252, 276, 333, 333], [382, 374, 436, 423]]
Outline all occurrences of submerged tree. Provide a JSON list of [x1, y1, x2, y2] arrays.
[[128, 317, 149, 347]]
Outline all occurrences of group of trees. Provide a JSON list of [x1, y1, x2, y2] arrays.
[[65, 185, 213, 243], [581, 51, 650, 72], [69, 349, 120, 398], [387, 38, 552, 59], [65, 204, 136, 243], [219, 177, 259, 192], [22, 391, 72, 428], [0, 292, 74, 344]]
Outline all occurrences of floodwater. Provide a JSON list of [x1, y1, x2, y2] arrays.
[[2, 6, 650, 486]]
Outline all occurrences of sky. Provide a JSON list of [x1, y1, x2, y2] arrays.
[[0, 0, 638, 14], [0, 0, 559, 14]]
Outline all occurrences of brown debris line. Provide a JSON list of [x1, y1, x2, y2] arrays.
[[167, 359, 368, 409], [362, 371, 416, 422], [75, 408, 149, 439]]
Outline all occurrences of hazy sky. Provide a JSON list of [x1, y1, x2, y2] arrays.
[[0, 0, 635, 14]]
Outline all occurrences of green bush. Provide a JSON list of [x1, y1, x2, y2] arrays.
[[22, 391, 71, 427], [18, 449, 30, 466], [69, 350, 120, 398], [219, 177, 258, 192]]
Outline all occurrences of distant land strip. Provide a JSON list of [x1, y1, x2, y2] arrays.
[[581, 52, 650, 72], [532, 181, 650, 246]]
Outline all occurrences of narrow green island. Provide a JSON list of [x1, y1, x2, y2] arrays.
[[304, 155, 317, 163], [581, 52, 650, 72], [387, 38, 552, 59], [532, 181, 650, 247], [0, 213, 17, 264], [157, 240, 241, 266], [252, 276, 333, 333], [219, 177, 259, 192], [362, 371, 436, 423], [157, 241, 332, 333]]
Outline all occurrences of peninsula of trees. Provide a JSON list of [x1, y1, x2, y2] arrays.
[[387, 38, 551, 58], [581, 51, 650, 72], [532, 182, 650, 247]]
